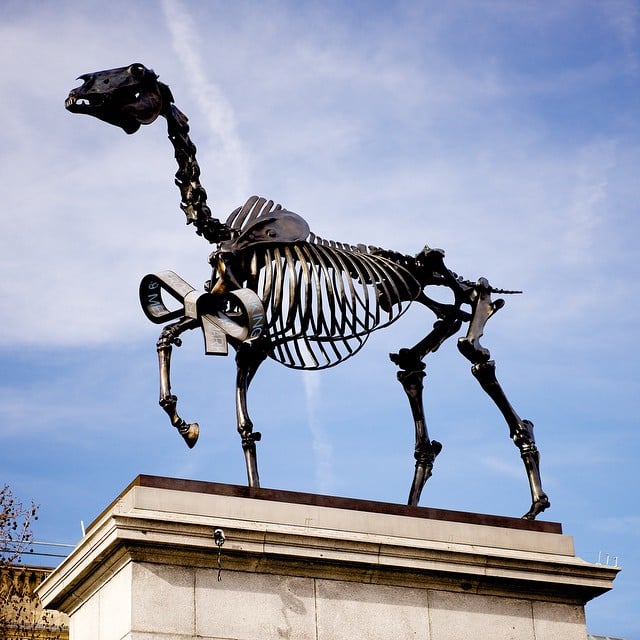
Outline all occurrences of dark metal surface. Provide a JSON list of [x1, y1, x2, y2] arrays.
[[66, 64, 550, 519]]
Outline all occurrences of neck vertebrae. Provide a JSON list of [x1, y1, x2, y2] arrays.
[[164, 101, 231, 244]]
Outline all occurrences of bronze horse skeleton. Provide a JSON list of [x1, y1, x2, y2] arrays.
[[66, 63, 550, 519]]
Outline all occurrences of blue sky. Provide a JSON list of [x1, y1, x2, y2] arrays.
[[1, 0, 638, 636]]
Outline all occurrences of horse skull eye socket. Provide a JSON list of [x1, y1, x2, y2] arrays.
[[130, 64, 145, 79]]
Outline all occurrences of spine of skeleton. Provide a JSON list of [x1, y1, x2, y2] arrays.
[[161, 90, 230, 244]]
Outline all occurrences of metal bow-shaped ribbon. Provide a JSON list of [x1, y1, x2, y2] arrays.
[[139, 271, 265, 355]]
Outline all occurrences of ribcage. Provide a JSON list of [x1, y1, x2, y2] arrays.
[[237, 242, 419, 369], [224, 195, 422, 369]]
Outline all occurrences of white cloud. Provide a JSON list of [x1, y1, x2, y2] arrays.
[[2, 7, 639, 636], [161, 0, 250, 203], [594, 516, 640, 535], [603, 0, 640, 73], [1, 1, 636, 351], [561, 139, 617, 266], [303, 372, 335, 494]]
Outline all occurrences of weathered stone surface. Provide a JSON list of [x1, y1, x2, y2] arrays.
[[37, 476, 618, 640]]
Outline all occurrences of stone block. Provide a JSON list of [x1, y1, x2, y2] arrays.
[[428, 591, 535, 640], [532, 601, 588, 640], [131, 563, 195, 636], [99, 563, 132, 640], [196, 570, 315, 639], [316, 579, 429, 640], [37, 476, 618, 640], [68, 587, 100, 639]]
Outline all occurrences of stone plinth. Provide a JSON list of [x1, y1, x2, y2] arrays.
[[37, 475, 618, 640]]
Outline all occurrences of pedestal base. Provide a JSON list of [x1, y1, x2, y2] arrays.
[[38, 476, 618, 640]]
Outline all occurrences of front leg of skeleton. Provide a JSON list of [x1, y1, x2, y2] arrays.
[[157, 317, 200, 448], [235, 341, 268, 488], [457, 279, 550, 519]]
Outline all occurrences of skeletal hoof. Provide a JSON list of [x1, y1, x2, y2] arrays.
[[522, 495, 550, 520], [178, 422, 199, 448]]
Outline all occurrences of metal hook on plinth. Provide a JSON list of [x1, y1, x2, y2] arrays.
[[213, 528, 225, 581]]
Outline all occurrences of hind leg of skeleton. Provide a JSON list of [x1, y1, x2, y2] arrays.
[[391, 304, 463, 506], [457, 278, 550, 519], [157, 317, 200, 448], [235, 340, 269, 488]]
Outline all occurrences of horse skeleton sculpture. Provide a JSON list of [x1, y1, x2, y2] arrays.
[[66, 63, 550, 519]]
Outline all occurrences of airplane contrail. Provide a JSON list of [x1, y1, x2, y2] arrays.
[[161, 0, 250, 202]]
